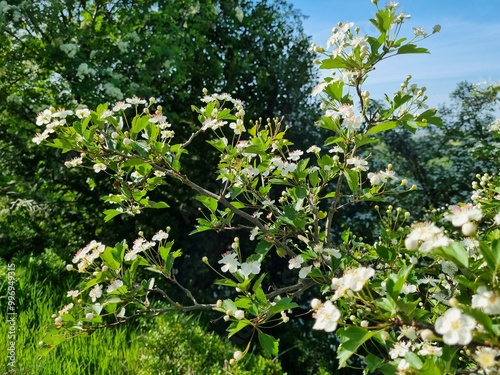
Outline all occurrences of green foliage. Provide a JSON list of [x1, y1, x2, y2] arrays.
[[0, 0, 319, 261], [0, 261, 279, 374], [372, 81, 500, 214], [139, 313, 282, 375]]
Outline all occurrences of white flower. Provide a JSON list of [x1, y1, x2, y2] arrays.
[[307, 145, 321, 153], [331, 267, 375, 294], [405, 222, 450, 253], [401, 283, 417, 295], [154, 170, 166, 177], [60, 43, 79, 58], [126, 96, 147, 105], [346, 156, 368, 172], [89, 284, 103, 302], [36, 109, 53, 126], [397, 359, 411, 374], [58, 303, 74, 316], [312, 300, 341, 332], [240, 261, 261, 278], [66, 290, 80, 298], [474, 347, 499, 369], [149, 114, 167, 123], [75, 108, 90, 119], [439, 260, 458, 277], [100, 109, 115, 119], [288, 255, 304, 269], [249, 226, 259, 241], [311, 81, 328, 97], [343, 114, 363, 131], [107, 279, 124, 293], [287, 150, 304, 161], [389, 341, 411, 359], [152, 230, 169, 241], [368, 169, 398, 186], [64, 156, 83, 168], [218, 252, 240, 273], [32, 130, 51, 145], [93, 163, 107, 173], [472, 286, 500, 315], [299, 266, 312, 279], [434, 307, 476, 345], [444, 204, 482, 228], [418, 343, 442, 357], [113, 101, 132, 112], [229, 119, 246, 134]]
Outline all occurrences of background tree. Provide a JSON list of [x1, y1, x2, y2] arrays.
[[0, 0, 319, 261], [370, 81, 500, 217]]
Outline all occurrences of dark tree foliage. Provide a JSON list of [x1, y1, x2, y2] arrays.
[[371, 81, 499, 216], [0, 0, 319, 260]]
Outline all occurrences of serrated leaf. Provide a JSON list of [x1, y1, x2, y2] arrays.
[[366, 121, 397, 135], [343, 169, 359, 194], [336, 327, 378, 368], [397, 44, 429, 55], [440, 242, 469, 269], [100, 246, 121, 270], [149, 201, 170, 209], [258, 331, 279, 357], [103, 209, 122, 222]]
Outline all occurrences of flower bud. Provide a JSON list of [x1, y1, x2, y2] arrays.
[[233, 351, 243, 361], [420, 328, 435, 341], [462, 222, 477, 236], [234, 310, 245, 320], [66, 264, 74, 271], [85, 313, 94, 320], [311, 298, 322, 310]]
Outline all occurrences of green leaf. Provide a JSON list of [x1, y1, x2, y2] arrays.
[[100, 246, 121, 270], [227, 320, 251, 338], [158, 241, 173, 261], [336, 327, 378, 368], [196, 195, 218, 213], [343, 169, 359, 194], [397, 44, 429, 55], [258, 331, 279, 357], [149, 201, 170, 209], [131, 115, 150, 135], [123, 158, 148, 167], [366, 121, 397, 135], [103, 209, 123, 222], [324, 80, 344, 101], [439, 242, 469, 269], [405, 352, 423, 370], [365, 354, 396, 375], [320, 56, 349, 70]]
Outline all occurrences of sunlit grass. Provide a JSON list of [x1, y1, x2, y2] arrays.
[[0, 262, 281, 374], [0, 265, 145, 375]]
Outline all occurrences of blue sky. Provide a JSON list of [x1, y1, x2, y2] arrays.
[[289, 0, 500, 108]]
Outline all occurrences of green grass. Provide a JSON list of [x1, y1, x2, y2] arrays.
[[0, 264, 144, 375], [0, 260, 281, 375]]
